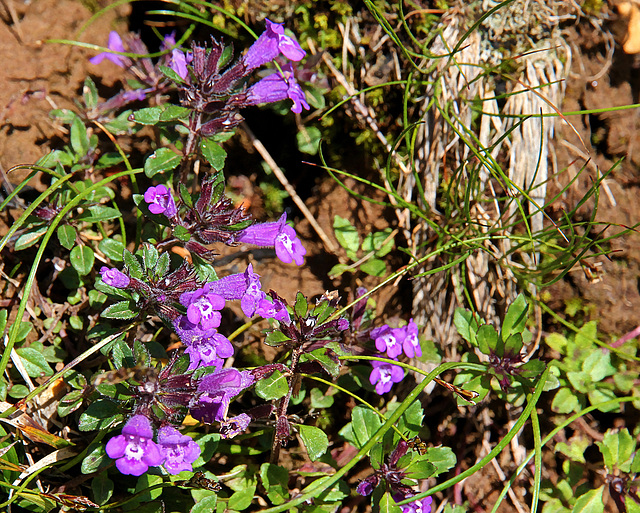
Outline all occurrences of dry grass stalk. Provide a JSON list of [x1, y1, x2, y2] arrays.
[[407, 0, 573, 353]]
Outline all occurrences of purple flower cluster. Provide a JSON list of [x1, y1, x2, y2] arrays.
[[368, 320, 420, 395], [371, 319, 420, 359], [105, 415, 200, 476], [167, 18, 308, 137], [173, 264, 295, 370]]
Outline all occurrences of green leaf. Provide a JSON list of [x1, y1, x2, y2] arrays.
[[571, 486, 604, 513], [135, 473, 163, 502], [14, 225, 47, 251], [597, 428, 635, 473], [8, 384, 29, 398], [566, 371, 591, 394], [551, 387, 580, 414], [504, 332, 523, 356], [142, 243, 159, 272], [333, 215, 360, 255], [310, 388, 334, 408], [588, 387, 618, 412], [191, 496, 217, 513], [264, 330, 292, 346], [582, 351, 615, 382], [328, 263, 352, 278], [144, 148, 181, 177], [101, 301, 139, 320], [255, 370, 288, 400], [111, 339, 134, 368], [201, 139, 227, 171], [70, 245, 95, 276], [453, 308, 479, 346], [298, 425, 329, 460], [260, 463, 289, 505], [158, 64, 187, 84], [405, 457, 437, 479], [57, 390, 84, 417], [15, 347, 54, 377], [50, 108, 77, 124], [302, 349, 341, 378], [76, 205, 122, 222], [351, 405, 381, 449], [133, 107, 163, 125], [178, 182, 193, 208], [123, 250, 144, 279], [83, 77, 99, 110], [91, 474, 114, 505], [360, 258, 386, 277], [173, 225, 192, 242], [518, 359, 546, 379], [81, 443, 109, 474], [425, 446, 457, 476], [159, 103, 190, 121], [96, 152, 124, 169], [501, 294, 528, 341], [296, 126, 322, 155], [477, 324, 499, 356], [70, 116, 89, 156], [379, 492, 402, 513], [362, 228, 394, 257], [556, 436, 590, 464], [155, 252, 170, 279], [78, 400, 121, 432], [14, 321, 33, 342], [98, 238, 125, 262], [56, 225, 76, 250], [546, 333, 567, 353], [294, 292, 308, 318]]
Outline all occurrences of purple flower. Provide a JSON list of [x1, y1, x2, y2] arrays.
[[398, 496, 433, 513], [143, 185, 178, 218], [90, 31, 127, 67], [371, 325, 404, 359], [179, 283, 226, 331], [255, 296, 291, 324], [122, 89, 148, 102], [369, 360, 404, 395], [100, 266, 130, 289], [157, 426, 201, 475], [168, 48, 192, 80], [243, 18, 306, 71], [402, 319, 421, 358], [105, 415, 163, 476], [238, 213, 306, 265], [190, 368, 254, 423], [356, 475, 379, 496], [206, 264, 265, 317], [246, 63, 310, 114], [174, 317, 234, 370]]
